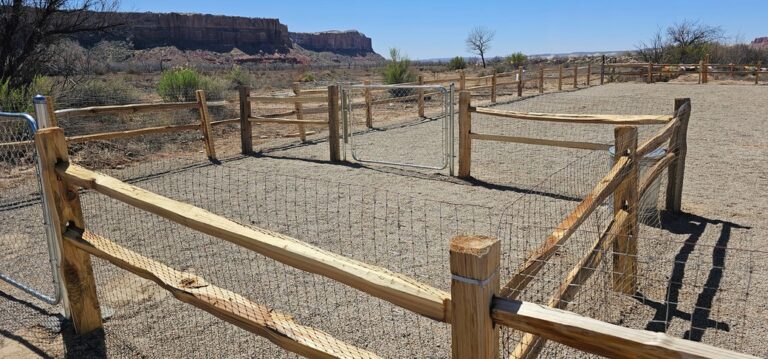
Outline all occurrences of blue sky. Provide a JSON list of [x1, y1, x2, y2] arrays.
[[121, 0, 765, 59]]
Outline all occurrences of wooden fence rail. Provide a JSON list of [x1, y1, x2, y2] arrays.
[[33, 116, 756, 358]]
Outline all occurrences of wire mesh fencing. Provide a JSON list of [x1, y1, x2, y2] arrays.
[[0, 113, 58, 303], [344, 84, 452, 171]]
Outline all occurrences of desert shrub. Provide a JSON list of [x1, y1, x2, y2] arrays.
[[59, 77, 141, 108], [383, 48, 416, 97], [0, 76, 55, 112], [506, 52, 528, 67], [157, 67, 227, 102], [297, 71, 316, 82], [227, 66, 251, 87], [447, 56, 466, 70]]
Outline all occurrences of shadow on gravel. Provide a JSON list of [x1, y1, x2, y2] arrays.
[[632, 211, 751, 341], [462, 177, 583, 202]]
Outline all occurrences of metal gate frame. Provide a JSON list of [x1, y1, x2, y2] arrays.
[[0, 111, 62, 305], [341, 84, 455, 175]]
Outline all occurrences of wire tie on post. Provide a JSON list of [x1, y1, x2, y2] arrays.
[[451, 267, 499, 286]]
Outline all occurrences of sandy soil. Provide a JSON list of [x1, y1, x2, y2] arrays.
[[0, 83, 766, 358]]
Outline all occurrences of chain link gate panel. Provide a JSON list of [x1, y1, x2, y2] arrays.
[[0, 112, 60, 304], [341, 84, 454, 174]]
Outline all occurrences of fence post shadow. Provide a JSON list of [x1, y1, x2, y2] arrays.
[[632, 210, 751, 341]]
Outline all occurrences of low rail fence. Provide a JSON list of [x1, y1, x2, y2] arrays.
[[603, 60, 767, 84], [32, 87, 756, 359]]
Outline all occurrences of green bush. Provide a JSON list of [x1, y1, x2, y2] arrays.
[[157, 67, 227, 102], [447, 56, 467, 70], [383, 48, 416, 85], [0, 76, 55, 113], [227, 66, 251, 87]]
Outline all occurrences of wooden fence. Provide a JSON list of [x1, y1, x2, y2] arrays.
[[32, 96, 757, 357], [602, 59, 767, 85]]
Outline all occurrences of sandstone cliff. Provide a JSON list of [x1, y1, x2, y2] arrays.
[[751, 37, 768, 49], [290, 31, 374, 55]]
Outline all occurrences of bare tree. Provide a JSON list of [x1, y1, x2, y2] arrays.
[[665, 20, 724, 63], [466, 26, 495, 68], [0, 0, 120, 87], [636, 27, 668, 63]]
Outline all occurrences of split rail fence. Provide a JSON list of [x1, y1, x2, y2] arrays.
[[31, 86, 757, 358]]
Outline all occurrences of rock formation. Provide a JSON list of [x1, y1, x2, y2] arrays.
[[751, 37, 768, 49], [290, 31, 374, 55]]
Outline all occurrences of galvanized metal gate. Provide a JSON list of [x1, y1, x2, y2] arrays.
[[341, 84, 454, 175], [0, 111, 61, 304]]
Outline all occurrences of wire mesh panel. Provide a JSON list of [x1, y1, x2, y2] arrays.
[[0, 113, 58, 303], [343, 84, 453, 172]]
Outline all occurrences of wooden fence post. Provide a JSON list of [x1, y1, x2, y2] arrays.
[[702, 57, 709, 84], [292, 82, 307, 142], [490, 70, 497, 103], [587, 63, 592, 86], [573, 65, 578, 88], [418, 75, 425, 117], [538, 66, 544, 94], [610, 65, 616, 83], [363, 80, 373, 128], [600, 55, 606, 85], [458, 91, 471, 178], [327, 85, 341, 162], [35, 127, 103, 334], [647, 63, 653, 84], [558, 64, 563, 91], [756, 61, 761, 85], [516, 66, 523, 97], [612, 126, 639, 295], [698, 60, 704, 84], [195, 90, 217, 160], [666, 98, 691, 213], [450, 235, 500, 359], [459, 70, 466, 91], [238, 86, 253, 154]]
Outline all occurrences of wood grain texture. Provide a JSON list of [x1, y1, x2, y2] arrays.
[[64, 229, 381, 359], [471, 107, 673, 125], [469, 133, 610, 151], [492, 297, 757, 359], [458, 91, 472, 179], [327, 86, 341, 162], [54, 102, 199, 119], [612, 126, 638, 294], [248, 95, 328, 104], [35, 128, 103, 334], [238, 86, 253, 154], [450, 236, 500, 359], [195, 90, 217, 160], [666, 99, 691, 213], [249, 117, 328, 125], [500, 156, 630, 300], [292, 82, 308, 142], [639, 152, 677, 199], [636, 117, 679, 158], [57, 163, 450, 322]]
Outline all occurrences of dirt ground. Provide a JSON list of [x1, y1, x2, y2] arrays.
[[0, 83, 766, 358]]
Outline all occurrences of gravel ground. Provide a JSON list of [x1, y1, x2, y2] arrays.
[[1, 83, 766, 358]]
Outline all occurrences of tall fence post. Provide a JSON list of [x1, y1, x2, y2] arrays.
[[458, 91, 471, 178], [573, 65, 579, 88], [666, 98, 691, 213], [363, 80, 373, 128], [587, 63, 592, 86], [490, 70, 497, 103], [558, 64, 563, 91], [195, 90, 217, 160], [538, 66, 544, 94], [35, 127, 103, 334], [238, 86, 253, 154], [600, 55, 606, 85], [756, 61, 761, 85], [292, 82, 307, 142], [702, 57, 709, 84], [459, 70, 466, 91], [327, 85, 341, 162], [418, 75, 425, 117], [612, 126, 639, 295], [647, 63, 653, 84], [449, 235, 500, 359], [516, 66, 523, 97]]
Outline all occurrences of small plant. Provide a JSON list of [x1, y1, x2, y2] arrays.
[[0, 76, 55, 112], [157, 67, 227, 102], [506, 52, 528, 68], [447, 56, 467, 70], [227, 66, 251, 87], [383, 48, 416, 97], [297, 71, 316, 82]]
